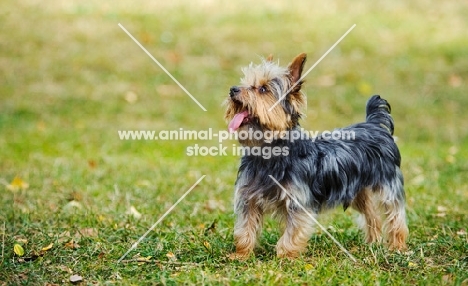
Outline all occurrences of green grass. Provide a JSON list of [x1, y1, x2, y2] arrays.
[[1, 0, 467, 284]]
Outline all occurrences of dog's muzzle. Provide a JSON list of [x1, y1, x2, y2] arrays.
[[230, 86, 241, 98]]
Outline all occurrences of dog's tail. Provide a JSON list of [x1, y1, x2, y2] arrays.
[[365, 95, 394, 135]]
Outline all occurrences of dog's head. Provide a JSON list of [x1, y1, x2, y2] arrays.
[[224, 53, 307, 145]]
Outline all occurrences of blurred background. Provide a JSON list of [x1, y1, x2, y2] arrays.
[[1, 0, 467, 283]]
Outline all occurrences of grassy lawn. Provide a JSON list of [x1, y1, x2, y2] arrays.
[[1, 0, 467, 284]]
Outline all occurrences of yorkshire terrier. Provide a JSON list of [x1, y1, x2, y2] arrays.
[[224, 53, 408, 259]]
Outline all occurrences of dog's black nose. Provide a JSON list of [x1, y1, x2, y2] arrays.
[[230, 86, 240, 97]]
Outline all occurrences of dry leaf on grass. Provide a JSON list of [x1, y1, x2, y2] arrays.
[[456, 229, 467, 236], [41, 243, 54, 252], [203, 241, 211, 250], [166, 252, 177, 261], [65, 240, 80, 249], [7, 176, 29, 191], [62, 200, 83, 211], [70, 274, 83, 283], [436, 206, 447, 217], [126, 205, 142, 219], [124, 91, 138, 103], [14, 244, 25, 257], [76, 228, 98, 238]]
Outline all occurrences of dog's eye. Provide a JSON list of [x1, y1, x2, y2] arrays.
[[258, 86, 267, 93]]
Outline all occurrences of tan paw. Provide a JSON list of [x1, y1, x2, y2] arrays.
[[228, 252, 251, 260], [276, 249, 300, 259]]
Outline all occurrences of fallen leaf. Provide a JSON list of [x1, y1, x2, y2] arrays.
[[126, 206, 142, 219], [203, 241, 211, 250], [436, 205, 447, 217], [456, 230, 467, 236], [124, 91, 138, 104], [65, 240, 80, 249], [166, 252, 177, 261], [70, 274, 83, 283], [41, 243, 54, 252], [68, 191, 83, 202], [14, 244, 25, 257], [76, 228, 98, 238], [7, 176, 29, 191], [304, 263, 314, 271], [88, 160, 97, 169], [63, 200, 83, 211]]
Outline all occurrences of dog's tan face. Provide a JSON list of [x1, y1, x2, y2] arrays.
[[224, 53, 307, 145]]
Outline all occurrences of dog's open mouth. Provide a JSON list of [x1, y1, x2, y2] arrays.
[[228, 110, 250, 133]]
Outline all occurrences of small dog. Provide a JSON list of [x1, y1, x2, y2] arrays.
[[225, 53, 408, 259]]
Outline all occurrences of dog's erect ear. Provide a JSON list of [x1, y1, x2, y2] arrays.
[[266, 54, 274, 62], [288, 53, 307, 84], [287, 53, 307, 115]]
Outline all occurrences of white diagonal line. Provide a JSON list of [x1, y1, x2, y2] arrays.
[[117, 175, 206, 263], [268, 175, 357, 262], [118, 23, 207, 112], [268, 24, 356, 112]]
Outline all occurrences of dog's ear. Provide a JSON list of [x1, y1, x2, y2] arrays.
[[288, 53, 307, 84], [288, 53, 307, 115], [266, 54, 274, 62]]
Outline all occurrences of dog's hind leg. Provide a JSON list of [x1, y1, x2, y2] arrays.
[[352, 187, 383, 244], [380, 169, 409, 250]]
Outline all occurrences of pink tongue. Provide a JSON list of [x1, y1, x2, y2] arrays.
[[228, 111, 249, 133]]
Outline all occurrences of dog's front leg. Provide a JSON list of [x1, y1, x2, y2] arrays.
[[230, 189, 263, 260], [276, 206, 315, 259]]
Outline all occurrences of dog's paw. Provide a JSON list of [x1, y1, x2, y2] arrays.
[[276, 251, 300, 259], [228, 252, 251, 261], [276, 245, 302, 259]]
